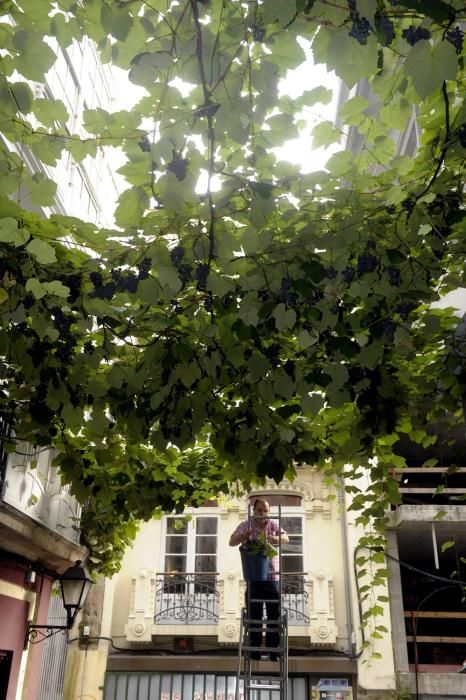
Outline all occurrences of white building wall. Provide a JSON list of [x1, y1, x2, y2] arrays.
[[100, 468, 397, 698]]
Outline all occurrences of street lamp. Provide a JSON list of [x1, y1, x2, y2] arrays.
[[24, 561, 93, 648]]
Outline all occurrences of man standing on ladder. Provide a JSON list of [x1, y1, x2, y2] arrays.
[[229, 498, 289, 660]]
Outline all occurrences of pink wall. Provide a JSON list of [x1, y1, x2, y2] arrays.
[[0, 562, 53, 700], [0, 593, 29, 700]]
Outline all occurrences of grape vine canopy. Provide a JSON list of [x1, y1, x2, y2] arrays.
[[0, 0, 465, 574]]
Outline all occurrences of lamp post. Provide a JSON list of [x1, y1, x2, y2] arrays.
[[24, 561, 93, 648]]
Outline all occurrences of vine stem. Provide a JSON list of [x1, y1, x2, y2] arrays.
[[190, 0, 216, 268]]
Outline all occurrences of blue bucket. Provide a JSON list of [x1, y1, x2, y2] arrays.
[[240, 549, 269, 581]]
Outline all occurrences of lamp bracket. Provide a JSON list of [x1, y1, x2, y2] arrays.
[[24, 622, 69, 649]]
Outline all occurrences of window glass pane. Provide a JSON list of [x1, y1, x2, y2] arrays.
[[165, 555, 186, 573], [166, 535, 187, 554], [282, 556, 303, 573], [282, 517, 302, 533], [167, 518, 188, 534], [282, 572, 305, 593], [195, 537, 216, 554], [196, 517, 217, 535], [195, 556, 216, 573], [284, 535, 302, 553]]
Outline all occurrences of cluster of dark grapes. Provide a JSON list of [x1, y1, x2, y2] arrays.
[[387, 265, 401, 287], [170, 246, 185, 267], [402, 26, 431, 46], [281, 277, 298, 307], [167, 156, 189, 181], [90, 271, 103, 288], [349, 16, 371, 45], [113, 268, 139, 293], [252, 25, 265, 42], [28, 338, 46, 367], [90, 271, 115, 300], [357, 253, 378, 275], [138, 136, 151, 153], [23, 293, 35, 309], [324, 266, 337, 279], [222, 292, 234, 309], [51, 311, 79, 364], [394, 301, 416, 320], [402, 197, 415, 214], [377, 13, 395, 46], [55, 342, 75, 363], [83, 341, 94, 354], [57, 272, 82, 303], [446, 27, 464, 54], [137, 257, 152, 280], [382, 319, 396, 342], [90, 268, 142, 299], [195, 263, 209, 290], [52, 307, 73, 333], [178, 264, 192, 284], [343, 266, 355, 283], [204, 293, 213, 312], [283, 359, 295, 378]]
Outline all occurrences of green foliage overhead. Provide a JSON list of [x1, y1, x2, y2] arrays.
[[0, 0, 465, 575]]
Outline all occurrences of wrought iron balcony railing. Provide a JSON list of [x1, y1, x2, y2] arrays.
[[153, 572, 309, 627], [154, 573, 220, 625], [281, 572, 310, 624]]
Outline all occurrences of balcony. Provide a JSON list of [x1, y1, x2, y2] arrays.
[[1, 441, 81, 544], [152, 573, 310, 627], [126, 568, 336, 645], [154, 573, 220, 625], [281, 573, 310, 624]]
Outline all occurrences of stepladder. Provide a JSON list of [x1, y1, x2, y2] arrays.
[[236, 600, 288, 700]]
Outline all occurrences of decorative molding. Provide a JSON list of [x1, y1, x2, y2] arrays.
[[308, 569, 337, 646], [125, 569, 157, 643]]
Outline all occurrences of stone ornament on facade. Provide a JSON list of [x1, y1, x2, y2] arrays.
[[317, 625, 329, 639], [133, 622, 145, 636], [309, 568, 338, 646], [217, 620, 239, 643]]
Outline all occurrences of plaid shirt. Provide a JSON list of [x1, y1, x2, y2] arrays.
[[233, 518, 285, 581]]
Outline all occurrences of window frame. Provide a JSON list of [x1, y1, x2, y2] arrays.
[[161, 510, 219, 576]]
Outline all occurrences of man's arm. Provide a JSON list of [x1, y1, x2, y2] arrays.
[[268, 522, 289, 546], [229, 522, 251, 547], [269, 532, 289, 546]]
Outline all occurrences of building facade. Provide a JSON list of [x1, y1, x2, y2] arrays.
[[65, 467, 398, 700]]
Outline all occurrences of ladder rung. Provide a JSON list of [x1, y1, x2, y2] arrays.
[[241, 646, 283, 652], [239, 675, 283, 681], [243, 619, 285, 625], [245, 683, 283, 690]]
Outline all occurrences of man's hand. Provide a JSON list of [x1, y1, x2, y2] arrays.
[[229, 528, 252, 546]]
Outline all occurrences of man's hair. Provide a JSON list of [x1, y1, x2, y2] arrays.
[[253, 497, 269, 510]]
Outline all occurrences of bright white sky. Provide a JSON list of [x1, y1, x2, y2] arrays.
[[114, 37, 340, 187], [275, 40, 340, 173]]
